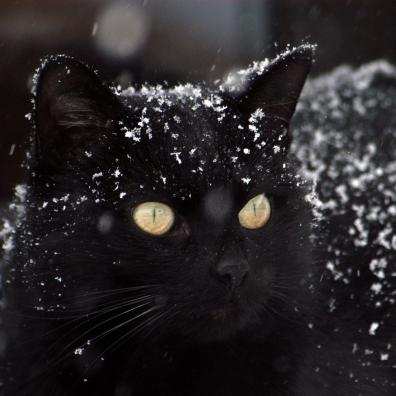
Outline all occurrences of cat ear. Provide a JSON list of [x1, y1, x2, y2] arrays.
[[34, 56, 121, 171], [237, 45, 314, 123]]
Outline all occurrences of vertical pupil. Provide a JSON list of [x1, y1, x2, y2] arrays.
[[253, 202, 257, 216], [152, 208, 156, 223]]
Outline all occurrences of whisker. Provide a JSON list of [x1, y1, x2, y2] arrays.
[[60, 284, 159, 303], [23, 299, 157, 383], [87, 304, 160, 345], [45, 300, 156, 369], [4, 294, 155, 321], [58, 294, 155, 315], [42, 296, 156, 350], [82, 308, 165, 376], [86, 307, 170, 374]]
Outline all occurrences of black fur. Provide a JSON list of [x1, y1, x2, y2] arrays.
[[1, 46, 396, 395]]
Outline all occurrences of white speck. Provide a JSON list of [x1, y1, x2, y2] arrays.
[[334, 184, 348, 204], [9, 144, 16, 156], [170, 152, 182, 164], [241, 177, 251, 185], [124, 127, 141, 141], [113, 168, 121, 178], [369, 322, 379, 335], [119, 192, 126, 199], [92, 22, 98, 36], [74, 348, 84, 355], [243, 148, 250, 155], [369, 258, 387, 279], [375, 226, 393, 249], [92, 172, 103, 180], [371, 283, 382, 294], [249, 108, 265, 122], [0, 219, 15, 252]]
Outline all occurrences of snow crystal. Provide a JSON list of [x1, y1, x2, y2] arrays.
[[170, 152, 182, 164], [369, 322, 379, 336], [249, 108, 265, 123], [369, 258, 387, 279], [233, 59, 270, 81], [241, 177, 251, 185], [0, 220, 14, 252], [371, 283, 382, 294], [203, 99, 213, 108], [375, 226, 393, 250], [1, 184, 27, 257], [113, 168, 121, 178], [74, 348, 84, 356], [92, 172, 103, 180], [124, 128, 141, 141]]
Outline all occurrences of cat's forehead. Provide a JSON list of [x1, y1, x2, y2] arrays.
[[116, 87, 289, 197]]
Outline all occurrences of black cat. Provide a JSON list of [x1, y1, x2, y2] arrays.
[[1, 45, 396, 395]]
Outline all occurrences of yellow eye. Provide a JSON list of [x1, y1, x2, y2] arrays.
[[238, 194, 271, 229], [133, 202, 175, 236]]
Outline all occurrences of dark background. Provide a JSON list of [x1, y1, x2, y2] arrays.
[[1, 0, 396, 208]]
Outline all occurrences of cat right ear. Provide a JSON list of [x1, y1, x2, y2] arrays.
[[235, 45, 314, 124], [34, 56, 121, 173]]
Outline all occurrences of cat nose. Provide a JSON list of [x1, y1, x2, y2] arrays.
[[215, 259, 249, 290]]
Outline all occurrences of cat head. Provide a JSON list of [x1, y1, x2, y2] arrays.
[[27, 45, 314, 343]]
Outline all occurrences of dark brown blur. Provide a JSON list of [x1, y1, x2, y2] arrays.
[[1, 0, 396, 208]]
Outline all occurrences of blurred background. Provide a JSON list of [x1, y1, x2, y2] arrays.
[[0, 0, 396, 209]]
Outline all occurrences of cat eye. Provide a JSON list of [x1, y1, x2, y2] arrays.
[[238, 194, 271, 229], [133, 202, 175, 236]]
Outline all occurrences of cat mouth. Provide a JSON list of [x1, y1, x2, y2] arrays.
[[188, 305, 253, 342], [191, 303, 238, 322], [207, 306, 237, 322]]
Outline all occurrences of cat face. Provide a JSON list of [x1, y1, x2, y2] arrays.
[[28, 46, 313, 343]]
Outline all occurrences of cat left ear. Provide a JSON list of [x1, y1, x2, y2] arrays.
[[34, 56, 121, 170], [237, 45, 314, 123]]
